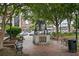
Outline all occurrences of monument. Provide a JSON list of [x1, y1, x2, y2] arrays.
[[33, 20, 50, 45]]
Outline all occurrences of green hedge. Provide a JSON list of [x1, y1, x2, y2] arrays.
[[63, 32, 74, 36], [51, 32, 63, 36], [51, 32, 74, 36], [6, 26, 22, 37]]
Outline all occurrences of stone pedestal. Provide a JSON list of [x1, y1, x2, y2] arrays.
[[33, 35, 50, 44]]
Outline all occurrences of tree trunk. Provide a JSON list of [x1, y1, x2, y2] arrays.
[[0, 4, 7, 49], [67, 18, 71, 32], [60, 23, 61, 33], [55, 16, 59, 40], [55, 17, 59, 34], [67, 13, 72, 32], [0, 30, 3, 49], [9, 16, 12, 40], [0, 16, 5, 49]]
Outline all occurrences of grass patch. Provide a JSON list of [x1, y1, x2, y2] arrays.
[[63, 34, 79, 39]]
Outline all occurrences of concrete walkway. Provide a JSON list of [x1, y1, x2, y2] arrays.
[[22, 36, 79, 56]]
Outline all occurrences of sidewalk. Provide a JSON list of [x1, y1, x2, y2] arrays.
[[22, 36, 79, 56]]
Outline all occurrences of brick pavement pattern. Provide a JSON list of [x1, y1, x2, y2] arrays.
[[23, 36, 79, 56]]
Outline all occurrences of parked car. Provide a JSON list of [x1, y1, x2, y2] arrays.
[[28, 31, 34, 36], [20, 31, 29, 36]]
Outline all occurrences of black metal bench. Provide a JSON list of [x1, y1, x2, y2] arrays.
[[15, 40, 23, 55]]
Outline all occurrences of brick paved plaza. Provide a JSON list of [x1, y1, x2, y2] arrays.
[[22, 36, 79, 56]]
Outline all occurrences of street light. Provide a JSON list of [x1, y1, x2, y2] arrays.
[[67, 10, 78, 53], [10, 17, 12, 40], [7, 8, 12, 40], [75, 10, 78, 42]]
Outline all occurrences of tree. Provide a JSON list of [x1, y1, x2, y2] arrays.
[[46, 4, 65, 35], [63, 4, 76, 32], [0, 3, 8, 49]]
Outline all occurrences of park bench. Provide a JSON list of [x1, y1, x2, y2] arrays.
[[15, 40, 23, 55], [3, 40, 16, 48], [3, 36, 24, 48]]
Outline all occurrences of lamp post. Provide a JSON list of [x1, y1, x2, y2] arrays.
[[10, 17, 12, 40], [67, 11, 78, 53], [7, 9, 12, 40], [7, 11, 12, 40], [74, 10, 78, 52], [75, 10, 78, 42]]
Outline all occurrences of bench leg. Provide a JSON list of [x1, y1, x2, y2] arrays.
[[16, 49, 23, 56]]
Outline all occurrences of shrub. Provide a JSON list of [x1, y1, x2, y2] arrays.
[[48, 32, 52, 35], [6, 26, 22, 37], [5, 25, 10, 30], [63, 32, 74, 36], [51, 32, 63, 36], [51, 32, 56, 36]]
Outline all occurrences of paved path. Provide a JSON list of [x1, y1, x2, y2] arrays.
[[22, 36, 79, 56]]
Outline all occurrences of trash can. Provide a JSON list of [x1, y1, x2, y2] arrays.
[[68, 40, 77, 53]]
